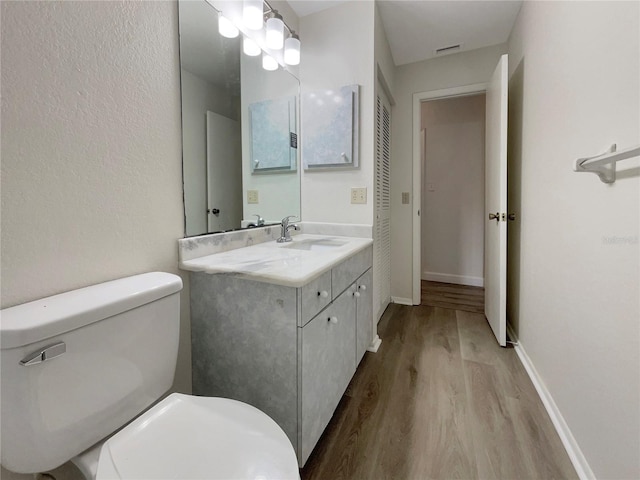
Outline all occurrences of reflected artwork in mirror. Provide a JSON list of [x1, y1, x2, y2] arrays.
[[178, 0, 301, 237]]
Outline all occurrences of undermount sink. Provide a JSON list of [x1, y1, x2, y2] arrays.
[[283, 238, 350, 252]]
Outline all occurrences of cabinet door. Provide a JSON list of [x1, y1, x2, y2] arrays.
[[356, 268, 373, 365], [301, 285, 356, 464]]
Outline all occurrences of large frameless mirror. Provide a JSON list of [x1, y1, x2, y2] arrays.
[[178, 0, 301, 237]]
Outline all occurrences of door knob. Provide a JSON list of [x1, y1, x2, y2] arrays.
[[508, 213, 516, 221], [488, 212, 500, 222]]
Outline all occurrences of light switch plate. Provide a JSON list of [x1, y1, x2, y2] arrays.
[[247, 190, 259, 204], [351, 187, 367, 204], [402, 192, 410, 204]]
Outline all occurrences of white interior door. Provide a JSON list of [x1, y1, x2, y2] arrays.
[[206, 111, 242, 232], [484, 54, 508, 346], [374, 88, 391, 323]]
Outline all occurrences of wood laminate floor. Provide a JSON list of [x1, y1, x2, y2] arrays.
[[300, 303, 577, 480], [422, 280, 485, 314]]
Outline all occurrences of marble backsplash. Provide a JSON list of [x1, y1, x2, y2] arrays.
[[178, 225, 282, 262], [178, 222, 372, 263], [299, 222, 372, 239]]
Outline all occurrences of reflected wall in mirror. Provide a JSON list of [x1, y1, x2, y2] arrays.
[[179, 0, 301, 237]]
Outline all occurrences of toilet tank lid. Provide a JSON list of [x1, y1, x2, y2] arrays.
[[1, 272, 183, 349]]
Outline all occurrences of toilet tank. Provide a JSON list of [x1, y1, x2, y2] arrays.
[[0, 272, 183, 474]]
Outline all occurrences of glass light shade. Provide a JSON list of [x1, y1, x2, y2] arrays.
[[243, 0, 264, 30], [265, 15, 284, 50], [262, 53, 278, 71], [243, 36, 261, 56], [218, 15, 239, 38], [284, 35, 300, 65]]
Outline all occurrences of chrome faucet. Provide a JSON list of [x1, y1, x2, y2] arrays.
[[253, 214, 265, 227], [277, 216, 299, 243]]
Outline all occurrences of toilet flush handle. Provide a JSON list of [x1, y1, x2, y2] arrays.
[[20, 342, 66, 366]]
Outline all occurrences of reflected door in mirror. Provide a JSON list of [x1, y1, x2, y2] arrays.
[[207, 111, 242, 232]]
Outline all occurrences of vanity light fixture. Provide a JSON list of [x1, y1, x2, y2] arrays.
[[262, 52, 278, 71], [243, 0, 264, 30], [243, 36, 261, 56], [213, 1, 301, 70], [265, 10, 285, 50], [218, 14, 239, 38], [284, 32, 300, 66]]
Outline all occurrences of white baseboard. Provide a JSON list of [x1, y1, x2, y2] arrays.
[[391, 296, 414, 306], [367, 335, 382, 353], [422, 271, 484, 287], [506, 325, 595, 480]]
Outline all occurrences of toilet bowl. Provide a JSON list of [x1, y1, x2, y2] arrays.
[[75, 394, 299, 480], [0, 272, 299, 479]]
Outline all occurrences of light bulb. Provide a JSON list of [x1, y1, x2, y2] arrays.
[[243, 0, 264, 30], [284, 33, 300, 65], [265, 12, 284, 50], [262, 53, 278, 71], [243, 36, 261, 56], [218, 15, 239, 39]]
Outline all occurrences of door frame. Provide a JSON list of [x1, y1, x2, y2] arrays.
[[411, 83, 487, 305]]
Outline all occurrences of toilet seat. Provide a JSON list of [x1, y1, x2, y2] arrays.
[[95, 393, 300, 480]]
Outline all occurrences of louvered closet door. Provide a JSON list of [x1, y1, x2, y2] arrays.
[[374, 88, 392, 322]]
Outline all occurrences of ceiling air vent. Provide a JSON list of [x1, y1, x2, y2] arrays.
[[435, 43, 462, 56]]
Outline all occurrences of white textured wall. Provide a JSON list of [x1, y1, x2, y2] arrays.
[[375, 2, 395, 99], [299, 1, 375, 225], [421, 94, 485, 286], [1, 4, 190, 473], [181, 69, 240, 235], [390, 44, 507, 301], [507, 2, 639, 478]]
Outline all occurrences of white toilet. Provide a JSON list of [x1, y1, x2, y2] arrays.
[[0, 272, 299, 479]]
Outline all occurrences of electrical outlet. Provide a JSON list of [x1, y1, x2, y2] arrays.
[[402, 192, 410, 204], [247, 190, 259, 204], [351, 187, 367, 204]]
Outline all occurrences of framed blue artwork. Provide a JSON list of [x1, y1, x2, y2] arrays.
[[302, 84, 359, 170]]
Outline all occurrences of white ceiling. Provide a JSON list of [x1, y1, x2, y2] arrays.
[[287, 0, 351, 17], [289, 0, 522, 66]]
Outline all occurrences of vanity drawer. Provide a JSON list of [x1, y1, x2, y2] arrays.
[[300, 270, 332, 326], [331, 246, 373, 299], [300, 285, 356, 464]]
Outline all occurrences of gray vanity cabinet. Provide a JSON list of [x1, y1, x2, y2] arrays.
[[190, 245, 373, 467]]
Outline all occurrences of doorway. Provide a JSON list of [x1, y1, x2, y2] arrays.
[[420, 93, 486, 288], [411, 83, 488, 304], [411, 55, 509, 348]]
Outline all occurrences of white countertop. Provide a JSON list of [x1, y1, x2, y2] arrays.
[[179, 234, 373, 287]]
